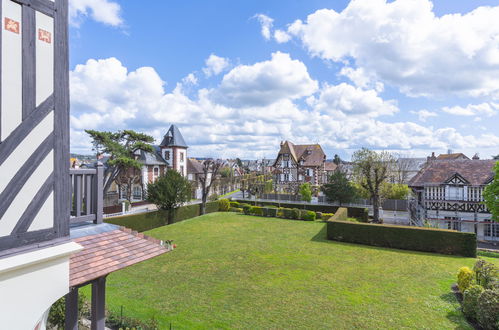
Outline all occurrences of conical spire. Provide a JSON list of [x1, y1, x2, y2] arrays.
[[159, 125, 188, 148]]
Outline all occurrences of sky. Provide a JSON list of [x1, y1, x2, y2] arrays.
[[68, 0, 499, 160]]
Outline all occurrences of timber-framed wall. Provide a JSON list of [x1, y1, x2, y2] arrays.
[[0, 0, 69, 254]]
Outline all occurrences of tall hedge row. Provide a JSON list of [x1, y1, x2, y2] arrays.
[[327, 220, 476, 257], [105, 201, 220, 232]]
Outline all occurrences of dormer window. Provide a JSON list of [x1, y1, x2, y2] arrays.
[[164, 151, 170, 160]]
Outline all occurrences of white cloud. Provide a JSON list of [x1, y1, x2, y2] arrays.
[[211, 52, 318, 108], [410, 109, 438, 122], [202, 54, 230, 77], [274, 29, 291, 43], [70, 57, 499, 158], [286, 0, 499, 98], [254, 14, 274, 40], [181, 73, 198, 86], [442, 102, 498, 116], [309, 83, 398, 118], [69, 0, 123, 27]]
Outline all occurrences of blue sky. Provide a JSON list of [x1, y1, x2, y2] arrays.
[[68, 0, 499, 160]]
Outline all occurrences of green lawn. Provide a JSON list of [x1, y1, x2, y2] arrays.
[[99, 212, 493, 329]]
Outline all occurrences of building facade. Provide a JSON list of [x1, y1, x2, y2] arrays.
[[409, 159, 497, 241]]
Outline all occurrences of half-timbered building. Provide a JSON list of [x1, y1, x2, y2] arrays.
[[0, 1, 169, 328], [272, 141, 329, 191], [409, 159, 497, 241]]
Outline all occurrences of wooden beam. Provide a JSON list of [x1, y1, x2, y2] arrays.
[[91, 276, 106, 330], [65, 288, 79, 330]]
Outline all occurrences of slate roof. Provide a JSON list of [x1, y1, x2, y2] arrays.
[[136, 145, 169, 166], [187, 158, 204, 174], [275, 141, 326, 167], [69, 226, 169, 287], [324, 161, 337, 171], [409, 159, 495, 187], [160, 125, 188, 148]]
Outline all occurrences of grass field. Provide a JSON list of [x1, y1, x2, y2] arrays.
[[96, 212, 495, 329]]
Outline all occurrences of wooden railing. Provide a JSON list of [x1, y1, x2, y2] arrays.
[[70, 162, 103, 225]]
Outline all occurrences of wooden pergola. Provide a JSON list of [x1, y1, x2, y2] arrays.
[[65, 226, 170, 330]]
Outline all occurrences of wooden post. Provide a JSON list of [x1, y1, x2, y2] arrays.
[[65, 288, 79, 330], [91, 276, 106, 330], [94, 161, 104, 224]]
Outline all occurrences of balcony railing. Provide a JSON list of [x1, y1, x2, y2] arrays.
[[70, 162, 103, 225]]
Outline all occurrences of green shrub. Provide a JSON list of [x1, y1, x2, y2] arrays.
[[205, 201, 220, 213], [315, 212, 323, 220], [291, 208, 301, 220], [457, 267, 474, 292], [326, 221, 477, 257], [175, 204, 200, 222], [106, 210, 167, 232], [241, 203, 252, 215], [250, 206, 264, 216], [262, 207, 278, 217], [281, 208, 294, 219], [302, 210, 316, 221], [474, 259, 499, 289], [322, 213, 334, 219], [265, 205, 278, 208], [218, 198, 230, 211], [230, 207, 243, 213], [48, 293, 90, 328], [477, 250, 499, 258], [462, 285, 484, 321], [476, 289, 499, 329], [107, 308, 159, 330], [359, 208, 369, 222], [230, 201, 240, 208]]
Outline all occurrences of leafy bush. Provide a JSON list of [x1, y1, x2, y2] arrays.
[[107, 308, 159, 330], [48, 292, 90, 328], [263, 207, 278, 217], [302, 210, 316, 221], [250, 206, 264, 216], [230, 201, 240, 208], [218, 198, 230, 212], [476, 289, 499, 329], [322, 213, 334, 219], [315, 212, 323, 220], [209, 193, 219, 201], [281, 208, 294, 219], [326, 221, 476, 257], [474, 259, 499, 289], [205, 201, 220, 213], [241, 203, 252, 215], [457, 267, 474, 292], [359, 208, 369, 223], [462, 285, 484, 321], [230, 207, 243, 213], [291, 208, 301, 220]]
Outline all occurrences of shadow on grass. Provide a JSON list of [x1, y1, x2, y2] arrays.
[[440, 292, 473, 330], [310, 223, 472, 260]]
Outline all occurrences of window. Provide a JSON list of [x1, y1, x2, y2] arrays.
[[447, 186, 463, 200], [284, 174, 289, 181], [445, 217, 461, 231], [180, 166, 184, 175], [180, 152, 184, 161], [164, 151, 170, 160], [484, 221, 499, 238], [153, 167, 159, 181], [132, 186, 142, 200], [281, 160, 289, 168], [119, 185, 127, 199], [306, 169, 313, 176]]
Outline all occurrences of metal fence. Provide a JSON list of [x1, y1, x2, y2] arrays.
[[70, 163, 104, 224]]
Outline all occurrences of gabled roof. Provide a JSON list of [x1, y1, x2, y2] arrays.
[[436, 153, 469, 160], [409, 159, 495, 187], [275, 141, 326, 167], [187, 158, 204, 174], [324, 161, 337, 171], [136, 145, 169, 166], [160, 125, 188, 148]]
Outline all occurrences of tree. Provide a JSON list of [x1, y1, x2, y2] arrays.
[[322, 170, 357, 205], [483, 161, 499, 222], [85, 130, 154, 200], [393, 155, 418, 184], [299, 183, 312, 202], [493, 155, 499, 160], [352, 148, 395, 223], [198, 159, 223, 215], [147, 170, 191, 224], [333, 154, 341, 165]]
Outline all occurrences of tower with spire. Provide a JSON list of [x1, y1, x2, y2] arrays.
[[159, 125, 189, 176]]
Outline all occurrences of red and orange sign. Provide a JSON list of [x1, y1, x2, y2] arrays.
[[38, 29, 51, 44], [4, 17, 20, 34]]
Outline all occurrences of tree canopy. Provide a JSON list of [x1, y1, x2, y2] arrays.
[[147, 170, 191, 224], [299, 183, 312, 202], [483, 161, 499, 222], [322, 170, 357, 205], [85, 129, 154, 196]]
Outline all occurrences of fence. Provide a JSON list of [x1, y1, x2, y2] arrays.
[[70, 163, 104, 224]]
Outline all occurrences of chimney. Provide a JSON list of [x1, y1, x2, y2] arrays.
[[472, 153, 480, 160], [427, 152, 436, 162]]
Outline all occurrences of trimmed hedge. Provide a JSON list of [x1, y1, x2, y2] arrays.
[[229, 201, 240, 208], [230, 207, 243, 213], [234, 200, 367, 221], [218, 199, 230, 211], [105, 200, 220, 232], [327, 220, 477, 257]]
